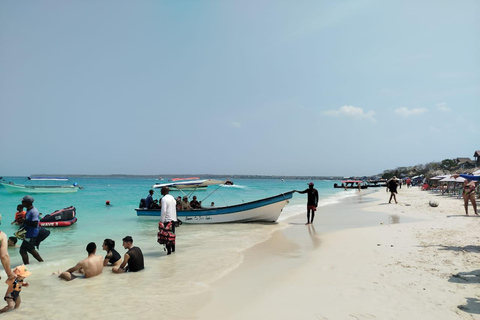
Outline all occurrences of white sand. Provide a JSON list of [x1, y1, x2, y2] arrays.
[[193, 187, 480, 319]]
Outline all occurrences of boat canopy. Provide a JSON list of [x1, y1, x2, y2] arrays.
[[152, 179, 226, 189], [29, 177, 70, 181], [170, 177, 200, 182], [341, 180, 364, 183]]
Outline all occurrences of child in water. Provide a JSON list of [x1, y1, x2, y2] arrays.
[[11, 205, 25, 225], [0, 265, 31, 313]]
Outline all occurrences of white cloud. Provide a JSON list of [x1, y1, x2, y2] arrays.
[[231, 121, 242, 128], [436, 103, 450, 112], [394, 107, 427, 117], [323, 105, 376, 122]]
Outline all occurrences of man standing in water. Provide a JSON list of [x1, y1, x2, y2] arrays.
[[296, 182, 319, 225], [19, 196, 43, 264], [160, 187, 177, 254]]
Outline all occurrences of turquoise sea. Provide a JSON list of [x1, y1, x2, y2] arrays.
[[0, 176, 362, 319], [0, 177, 353, 252]]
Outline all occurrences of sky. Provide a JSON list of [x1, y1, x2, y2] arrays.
[[1, 0, 479, 177]]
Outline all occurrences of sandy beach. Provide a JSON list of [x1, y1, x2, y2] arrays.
[[192, 187, 480, 319]]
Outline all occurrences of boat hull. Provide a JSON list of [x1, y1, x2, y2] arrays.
[[0, 183, 79, 194], [39, 217, 77, 227], [135, 191, 294, 223]]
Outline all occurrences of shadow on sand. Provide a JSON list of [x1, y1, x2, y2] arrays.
[[449, 269, 480, 284], [438, 245, 480, 253], [458, 298, 480, 314], [449, 269, 480, 314]]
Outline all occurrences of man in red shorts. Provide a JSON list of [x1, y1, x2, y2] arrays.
[[296, 182, 319, 225]]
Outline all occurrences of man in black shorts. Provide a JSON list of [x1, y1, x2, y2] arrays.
[[112, 236, 144, 273], [296, 182, 319, 225]]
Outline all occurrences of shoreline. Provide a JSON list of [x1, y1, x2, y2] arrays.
[[191, 187, 480, 319]]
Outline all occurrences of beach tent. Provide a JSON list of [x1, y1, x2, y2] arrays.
[[439, 176, 465, 182], [430, 175, 449, 180]]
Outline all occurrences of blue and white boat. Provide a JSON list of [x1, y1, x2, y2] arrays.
[[136, 190, 294, 224], [0, 177, 80, 194]]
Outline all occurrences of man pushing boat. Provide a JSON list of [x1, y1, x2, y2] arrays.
[[295, 182, 319, 225]]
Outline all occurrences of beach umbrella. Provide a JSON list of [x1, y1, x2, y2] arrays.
[[430, 175, 449, 180], [440, 176, 465, 182], [473, 169, 480, 176]]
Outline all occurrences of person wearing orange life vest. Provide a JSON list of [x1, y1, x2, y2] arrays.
[[11, 205, 25, 225]]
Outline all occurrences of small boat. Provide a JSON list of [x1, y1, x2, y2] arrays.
[[39, 206, 77, 227], [366, 180, 387, 187], [0, 177, 80, 194], [136, 191, 294, 224], [334, 180, 368, 189], [152, 178, 227, 191]]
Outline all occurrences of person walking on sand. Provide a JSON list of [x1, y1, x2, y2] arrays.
[[59, 242, 103, 281], [452, 174, 478, 216], [112, 236, 144, 273], [295, 182, 319, 225], [387, 177, 399, 204], [19, 196, 43, 264]]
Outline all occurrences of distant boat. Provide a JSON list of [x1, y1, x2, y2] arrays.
[[152, 178, 226, 191], [334, 180, 368, 189], [0, 177, 80, 194], [366, 180, 387, 187]]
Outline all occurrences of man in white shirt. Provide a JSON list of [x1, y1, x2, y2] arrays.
[[160, 187, 177, 254]]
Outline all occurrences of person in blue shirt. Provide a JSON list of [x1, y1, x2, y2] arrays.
[[19, 196, 43, 264], [145, 190, 154, 209]]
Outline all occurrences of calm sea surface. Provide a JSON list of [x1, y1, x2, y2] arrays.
[[0, 176, 358, 319]]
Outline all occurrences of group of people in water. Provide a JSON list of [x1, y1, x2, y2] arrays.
[[0, 186, 179, 313], [58, 235, 145, 281]]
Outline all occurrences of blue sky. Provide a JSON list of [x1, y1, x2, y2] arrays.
[[1, 1, 479, 177]]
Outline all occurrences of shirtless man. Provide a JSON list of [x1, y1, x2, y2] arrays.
[[59, 242, 103, 281]]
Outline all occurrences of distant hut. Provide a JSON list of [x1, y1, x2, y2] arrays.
[[456, 157, 475, 169], [474, 150, 480, 166]]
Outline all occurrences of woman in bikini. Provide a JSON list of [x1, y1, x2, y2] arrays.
[[462, 179, 478, 216]]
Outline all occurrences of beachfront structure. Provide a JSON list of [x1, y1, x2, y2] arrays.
[[456, 157, 475, 169], [474, 150, 480, 166]]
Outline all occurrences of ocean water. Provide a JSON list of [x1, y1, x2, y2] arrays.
[[0, 177, 357, 319]]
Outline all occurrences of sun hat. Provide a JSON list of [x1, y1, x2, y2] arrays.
[[21, 195, 34, 203], [13, 265, 31, 278]]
